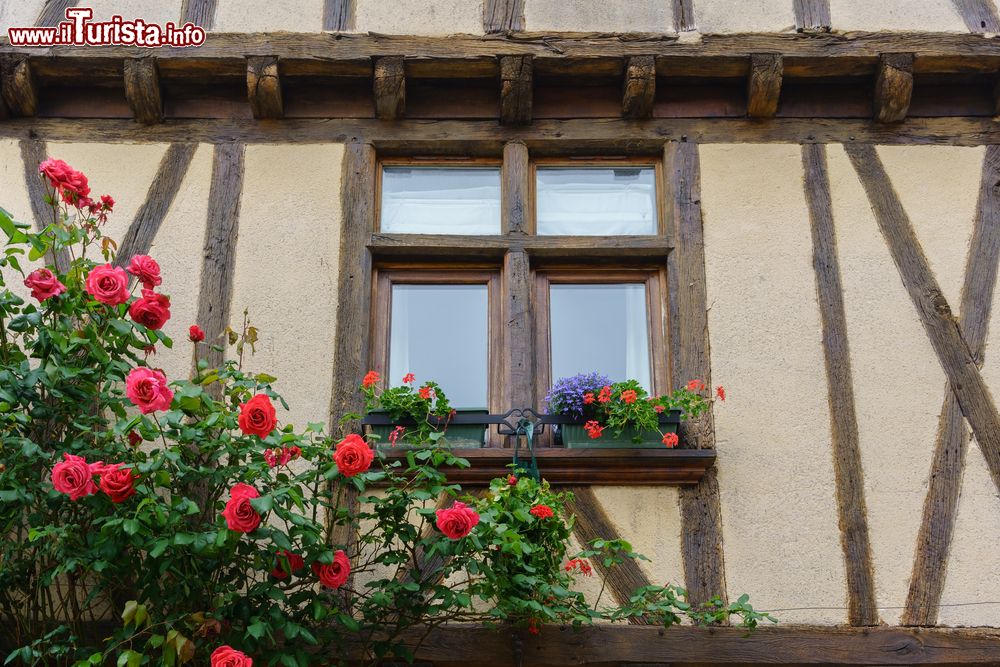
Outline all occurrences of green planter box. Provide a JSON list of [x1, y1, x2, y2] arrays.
[[367, 409, 488, 449], [559, 410, 682, 449]]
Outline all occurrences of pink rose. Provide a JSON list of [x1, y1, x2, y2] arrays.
[[312, 550, 350, 589], [39, 158, 90, 205], [51, 453, 102, 501], [222, 484, 261, 533], [125, 367, 173, 414], [210, 646, 252, 667], [333, 434, 373, 477], [23, 269, 65, 302], [85, 264, 129, 305], [435, 500, 479, 539], [128, 289, 171, 330], [126, 255, 161, 289]]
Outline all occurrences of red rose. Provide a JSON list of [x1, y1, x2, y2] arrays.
[[210, 646, 252, 667], [271, 550, 305, 580], [127, 431, 143, 447], [311, 549, 350, 589], [662, 432, 679, 448], [362, 370, 380, 388], [128, 289, 171, 330], [529, 504, 554, 519], [100, 194, 115, 211], [51, 453, 100, 501], [333, 434, 374, 477], [238, 394, 277, 439], [99, 463, 137, 503], [222, 484, 261, 533], [188, 325, 205, 342], [126, 255, 162, 289], [435, 500, 479, 539], [39, 158, 90, 204], [85, 264, 129, 305], [23, 269, 66, 302], [125, 367, 173, 414]]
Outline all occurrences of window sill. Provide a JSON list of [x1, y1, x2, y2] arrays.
[[374, 447, 715, 486]]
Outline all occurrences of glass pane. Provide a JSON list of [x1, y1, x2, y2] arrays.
[[549, 283, 651, 390], [389, 284, 489, 407], [381, 167, 501, 234], [536, 167, 657, 236]]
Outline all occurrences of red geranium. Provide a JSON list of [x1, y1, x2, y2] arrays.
[[362, 370, 380, 388], [529, 504, 554, 520], [662, 432, 679, 448]]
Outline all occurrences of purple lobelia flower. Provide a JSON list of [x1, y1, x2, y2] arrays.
[[545, 372, 612, 419]]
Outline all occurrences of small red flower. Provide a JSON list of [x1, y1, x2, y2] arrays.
[[582, 392, 595, 405], [597, 386, 612, 404], [100, 194, 115, 211], [527, 618, 540, 635], [662, 432, 679, 448], [565, 558, 593, 576], [402, 373, 415, 384], [362, 370, 380, 389], [620, 389, 638, 404], [287, 446, 302, 460], [388, 425, 406, 447], [687, 379, 705, 392], [271, 550, 305, 580], [529, 504, 554, 519], [188, 325, 206, 342], [583, 420, 604, 440], [653, 404, 665, 414], [127, 431, 143, 448], [716, 385, 726, 401], [507, 474, 518, 486], [418, 386, 434, 400]]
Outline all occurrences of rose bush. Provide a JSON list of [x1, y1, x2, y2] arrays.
[[0, 159, 772, 667]]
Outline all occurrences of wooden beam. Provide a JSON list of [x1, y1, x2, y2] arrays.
[[373, 56, 405, 121], [114, 144, 198, 269], [801, 144, 879, 627], [484, 0, 525, 33], [323, 0, 352, 31], [903, 144, 1000, 626], [1, 56, 37, 118], [123, 58, 163, 125], [673, 0, 695, 32], [845, 144, 1000, 495], [194, 142, 245, 382], [499, 55, 532, 126], [565, 487, 653, 624], [793, 0, 831, 32], [622, 56, 656, 120], [951, 0, 1000, 33], [746, 53, 782, 118], [502, 140, 529, 235], [368, 234, 672, 258], [874, 53, 914, 123], [180, 0, 217, 30], [35, 0, 73, 27], [664, 142, 727, 609], [501, 141, 533, 416], [19, 139, 70, 274], [246, 56, 283, 120]]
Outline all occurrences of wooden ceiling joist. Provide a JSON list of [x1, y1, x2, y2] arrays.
[[622, 55, 656, 120], [373, 56, 405, 120], [499, 54, 531, 126], [874, 53, 914, 123], [747, 53, 783, 118], [246, 55, 283, 120], [123, 57, 163, 125], [0, 55, 37, 117]]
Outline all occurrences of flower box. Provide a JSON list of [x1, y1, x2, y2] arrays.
[[365, 408, 489, 449], [555, 409, 682, 449]]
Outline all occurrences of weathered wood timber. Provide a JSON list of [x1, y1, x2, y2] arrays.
[[952, 0, 1000, 34], [35, 0, 73, 27], [373, 57, 405, 120], [623, 56, 656, 120], [19, 138, 69, 273], [123, 58, 163, 125], [874, 53, 914, 123], [503, 250, 534, 424], [114, 143, 198, 269], [180, 0, 218, 29], [747, 53, 782, 118], [499, 55, 532, 126], [903, 144, 1000, 626], [484, 0, 525, 33], [1, 56, 37, 118], [246, 56, 283, 120], [323, 0, 352, 32], [801, 144, 879, 627], [664, 142, 727, 609], [565, 487, 653, 624], [673, 0, 695, 32], [502, 141, 529, 235], [794, 0, 832, 32], [368, 233, 672, 258], [846, 144, 1000, 495], [194, 142, 245, 381]]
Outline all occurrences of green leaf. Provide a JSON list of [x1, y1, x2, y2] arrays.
[[250, 495, 273, 514], [246, 622, 266, 640], [121, 600, 138, 626]]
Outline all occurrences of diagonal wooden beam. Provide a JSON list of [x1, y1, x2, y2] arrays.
[[19, 139, 70, 273], [664, 141, 727, 610], [323, 0, 353, 31], [373, 57, 405, 121], [180, 0, 218, 29], [194, 142, 245, 383], [874, 53, 914, 123], [35, 0, 73, 27], [484, 0, 525, 33], [794, 0, 831, 32], [747, 53, 782, 119], [802, 144, 879, 626], [565, 487, 652, 624], [622, 56, 656, 120], [951, 0, 1000, 33], [1, 56, 38, 118], [846, 143, 1000, 496], [499, 55, 532, 127], [123, 58, 163, 125], [246, 56, 284, 120], [114, 144, 198, 269], [902, 145, 1000, 626]]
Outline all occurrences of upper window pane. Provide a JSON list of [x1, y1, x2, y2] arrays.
[[380, 166, 501, 234], [536, 167, 657, 236], [389, 284, 489, 407], [549, 283, 651, 391]]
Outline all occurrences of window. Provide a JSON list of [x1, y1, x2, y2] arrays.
[[378, 162, 502, 234], [372, 269, 500, 409], [534, 162, 660, 236]]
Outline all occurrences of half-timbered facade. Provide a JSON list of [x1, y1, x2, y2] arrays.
[[2, 0, 1000, 664]]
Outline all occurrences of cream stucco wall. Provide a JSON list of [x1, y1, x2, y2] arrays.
[[229, 143, 343, 432], [0, 139, 41, 305], [354, 0, 483, 35], [523, 0, 672, 33], [213, 0, 323, 33], [828, 0, 967, 32], [694, 0, 795, 33], [700, 143, 846, 625], [0, 0, 45, 33]]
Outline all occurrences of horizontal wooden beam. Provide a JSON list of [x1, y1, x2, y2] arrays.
[[375, 448, 715, 486], [368, 234, 672, 258], [348, 624, 1000, 666]]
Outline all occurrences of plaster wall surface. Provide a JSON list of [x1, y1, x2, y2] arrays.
[[354, 0, 483, 35], [0, 139, 40, 304], [700, 143, 846, 625], [83, 0, 182, 26], [523, 0, 673, 33], [213, 0, 324, 33], [828, 0, 967, 32], [694, 0, 795, 33], [0, 0, 45, 33]]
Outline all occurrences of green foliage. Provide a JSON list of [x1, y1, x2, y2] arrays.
[[362, 376, 454, 446]]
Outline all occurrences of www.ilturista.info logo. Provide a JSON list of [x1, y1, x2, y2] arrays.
[[7, 8, 206, 47]]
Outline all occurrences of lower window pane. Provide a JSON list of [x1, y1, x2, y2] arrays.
[[389, 284, 489, 407], [549, 284, 651, 390]]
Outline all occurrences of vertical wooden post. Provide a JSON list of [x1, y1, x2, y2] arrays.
[[747, 53, 783, 119], [374, 57, 406, 121], [874, 53, 914, 123], [500, 55, 532, 126], [246, 56, 284, 120], [124, 58, 164, 125], [623, 56, 656, 120], [1, 56, 38, 118], [793, 0, 831, 32], [484, 0, 524, 33]]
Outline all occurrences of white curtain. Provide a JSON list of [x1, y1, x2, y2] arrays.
[[536, 167, 656, 236], [381, 167, 501, 234]]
